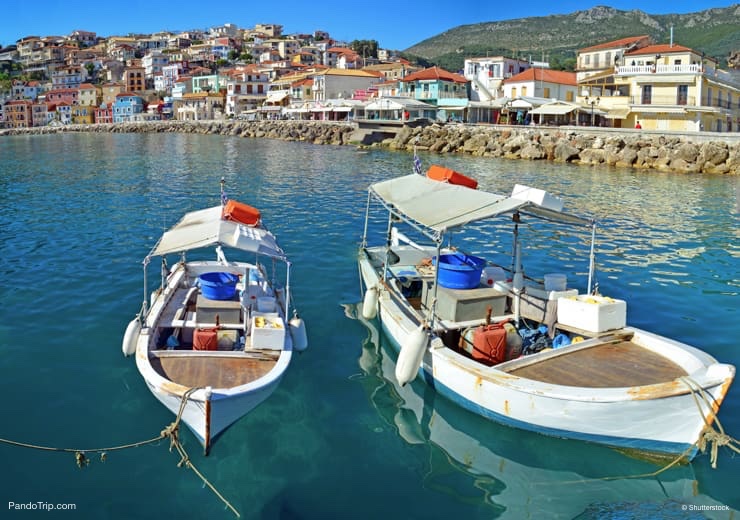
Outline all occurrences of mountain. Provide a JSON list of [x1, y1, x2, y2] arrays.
[[403, 5, 740, 72]]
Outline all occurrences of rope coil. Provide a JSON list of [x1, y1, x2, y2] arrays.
[[0, 387, 240, 518]]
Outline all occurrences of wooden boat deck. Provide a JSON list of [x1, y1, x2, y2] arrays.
[[506, 341, 688, 387], [150, 355, 277, 389]]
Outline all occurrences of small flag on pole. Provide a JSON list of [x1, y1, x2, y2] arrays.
[[413, 150, 422, 176]]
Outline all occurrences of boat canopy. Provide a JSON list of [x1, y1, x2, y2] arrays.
[[148, 205, 286, 260], [369, 174, 592, 232]]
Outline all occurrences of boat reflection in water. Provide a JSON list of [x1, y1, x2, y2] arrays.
[[345, 302, 736, 519]]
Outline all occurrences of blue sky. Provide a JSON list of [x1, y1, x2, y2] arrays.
[[1, 1, 734, 50]]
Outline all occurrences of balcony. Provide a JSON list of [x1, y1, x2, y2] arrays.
[[616, 64, 703, 75]]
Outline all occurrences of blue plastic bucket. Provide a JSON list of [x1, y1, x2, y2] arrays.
[[435, 253, 486, 289], [199, 272, 239, 300]]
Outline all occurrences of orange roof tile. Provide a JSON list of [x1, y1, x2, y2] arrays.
[[401, 66, 467, 83], [579, 35, 649, 52], [506, 68, 577, 85], [624, 44, 694, 56]]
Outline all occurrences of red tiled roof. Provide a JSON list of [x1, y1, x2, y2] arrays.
[[625, 44, 694, 56], [506, 68, 577, 85], [401, 66, 467, 83], [579, 35, 649, 52]]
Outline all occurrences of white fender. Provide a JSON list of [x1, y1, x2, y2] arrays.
[[395, 325, 428, 386], [122, 318, 141, 357], [289, 316, 308, 352], [362, 286, 379, 319]]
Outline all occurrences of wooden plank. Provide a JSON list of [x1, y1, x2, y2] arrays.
[[508, 341, 687, 387], [150, 356, 277, 389]]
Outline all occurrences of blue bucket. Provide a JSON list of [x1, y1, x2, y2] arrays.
[[435, 253, 486, 289], [199, 272, 239, 300]]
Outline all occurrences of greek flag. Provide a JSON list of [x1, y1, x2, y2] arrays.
[[413, 152, 422, 175]]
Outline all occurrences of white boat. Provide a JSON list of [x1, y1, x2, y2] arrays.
[[349, 302, 737, 518], [357, 168, 735, 460], [123, 188, 308, 454]]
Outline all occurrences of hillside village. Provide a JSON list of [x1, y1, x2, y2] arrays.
[[1, 23, 738, 133]]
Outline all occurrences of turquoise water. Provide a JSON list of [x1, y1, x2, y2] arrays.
[[0, 133, 738, 519]]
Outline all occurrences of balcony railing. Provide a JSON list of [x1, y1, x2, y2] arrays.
[[629, 95, 736, 110], [617, 64, 705, 75]]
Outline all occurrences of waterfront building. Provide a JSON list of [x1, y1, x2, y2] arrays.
[[71, 104, 95, 124], [398, 66, 469, 121], [464, 56, 532, 102], [311, 68, 380, 101], [112, 92, 145, 122], [225, 66, 270, 116], [578, 37, 740, 131], [174, 91, 225, 121]]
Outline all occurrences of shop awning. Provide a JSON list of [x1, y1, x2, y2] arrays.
[[605, 107, 631, 119], [529, 104, 576, 115]]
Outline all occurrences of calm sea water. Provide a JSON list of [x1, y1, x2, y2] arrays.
[[0, 132, 738, 520]]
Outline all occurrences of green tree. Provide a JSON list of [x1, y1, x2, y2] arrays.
[[351, 40, 378, 60]]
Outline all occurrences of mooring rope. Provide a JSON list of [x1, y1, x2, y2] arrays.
[[681, 376, 740, 469], [0, 387, 240, 518], [540, 376, 739, 486]]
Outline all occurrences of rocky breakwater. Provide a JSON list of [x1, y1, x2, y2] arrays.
[[381, 123, 739, 175], [0, 120, 355, 146]]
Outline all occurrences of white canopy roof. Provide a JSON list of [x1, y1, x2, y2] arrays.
[[529, 102, 578, 115], [148, 205, 286, 260], [369, 174, 592, 232]]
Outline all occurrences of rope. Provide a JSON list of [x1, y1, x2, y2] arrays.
[[681, 376, 740, 469], [0, 387, 240, 517], [542, 376, 739, 487]]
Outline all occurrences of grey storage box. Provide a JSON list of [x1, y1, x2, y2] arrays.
[[422, 281, 507, 322]]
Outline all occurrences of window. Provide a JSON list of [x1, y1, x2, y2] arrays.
[[676, 85, 689, 105], [544, 87, 551, 98], [522, 86, 527, 96], [511, 87, 517, 98], [641, 85, 652, 104]]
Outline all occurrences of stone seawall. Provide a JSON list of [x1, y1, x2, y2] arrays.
[[2, 119, 737, 175]]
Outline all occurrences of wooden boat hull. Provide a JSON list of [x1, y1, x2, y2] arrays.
[[142, 371, 286, 448], [359, 252, 735, 459], [134, 259, 293, 452]]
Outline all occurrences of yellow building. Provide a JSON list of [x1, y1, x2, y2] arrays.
[[578, 39, 740, 132], [71, 105, 95, 124]]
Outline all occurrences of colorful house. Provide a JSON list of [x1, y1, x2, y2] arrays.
[[71, 104, 95, 124], [5, 100, 33, 127], [399, 66, 469, 121], [112, 93, 145, 122]]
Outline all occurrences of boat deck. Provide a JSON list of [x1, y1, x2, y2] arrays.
[[150, 355, 277, 389], [506, 340, 688, 387]]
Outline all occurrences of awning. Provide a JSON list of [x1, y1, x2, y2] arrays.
[[149, 205, 286, 260], [510, 99, 533, 108], [529, 104, 576, 115], [369, 174, 591, 232], [605, 107, 630, 119], [438, 106, 466, 112], [265, 92, 288, 103], [630, 106, 686, 114]]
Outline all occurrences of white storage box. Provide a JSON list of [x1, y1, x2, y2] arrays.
[[557, 295, 627, 333], [251, 312, 285, 350], [511, 184, 563, 212]]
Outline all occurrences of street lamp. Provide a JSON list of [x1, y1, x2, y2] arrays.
[[585, 95, 600, 126]]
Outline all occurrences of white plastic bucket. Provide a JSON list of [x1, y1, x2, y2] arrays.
[[481, 266, 507, 287], [544, 273, 567, 292]]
